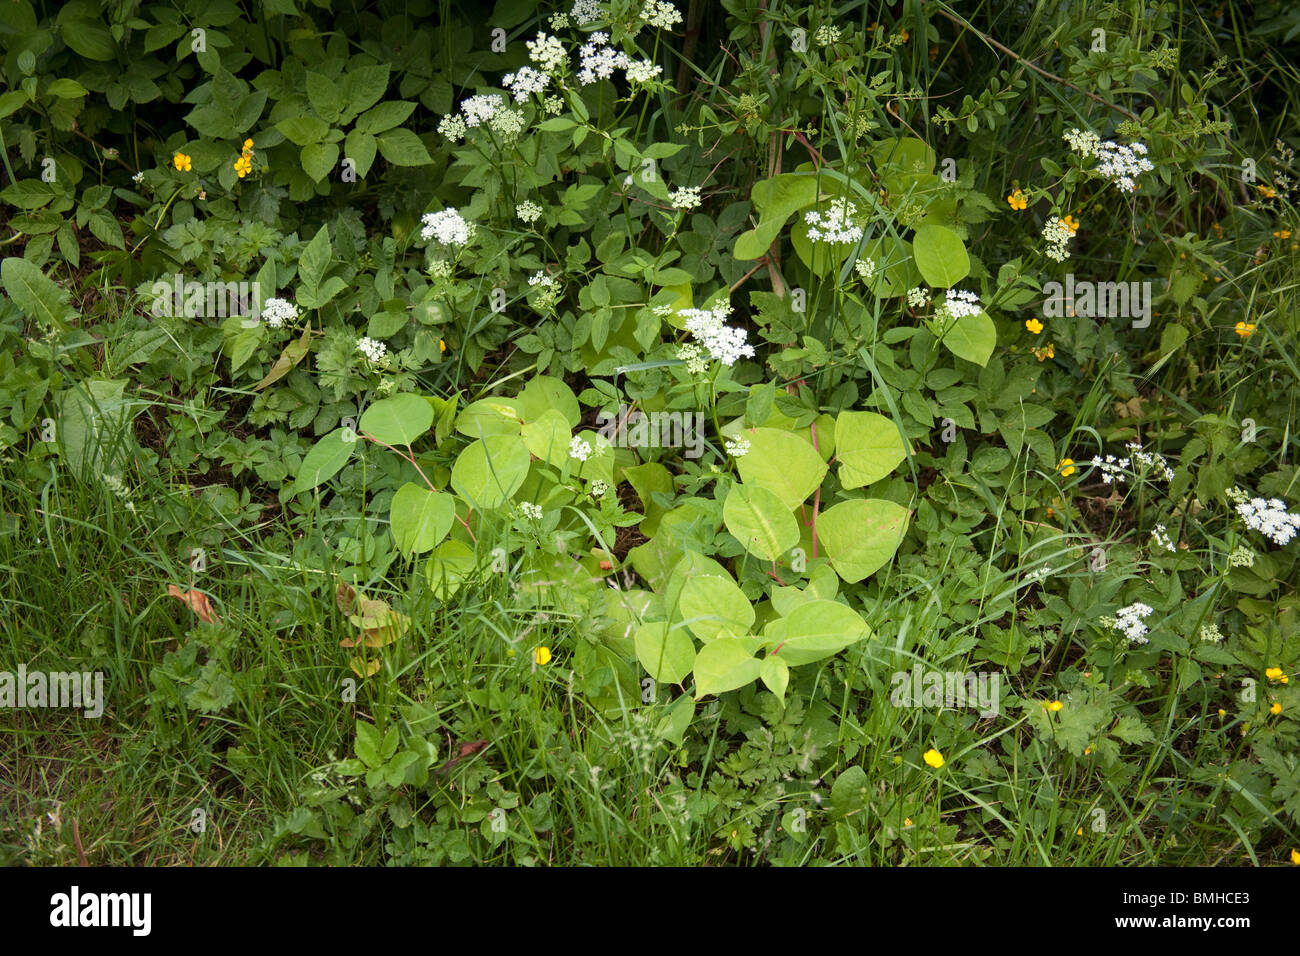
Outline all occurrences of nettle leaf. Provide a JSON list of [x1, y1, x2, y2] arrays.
[[735, 427, 827, 510], [771, 600, 871, 665], [390, 483, 456, 556], [723, 483, 798, 561], [2, 257, 72, 327], [301, 142, 340, 183], [359, 393, 434, 445], [835, 411, 907, 489], [912, 223, 970, 287], [938, 311, 996, 367], [376, 128, 431, 166], [816, 498, 910, 583], [677, 573, 754, 643], [634, 621, 696, 685], [733, 173, 820, 260], [355, 100, 417, 135], [344, 129, 377, 179], [693, 637, 763, 698], [292, 428, 357, 495], [305, 71, 343, 124], [277, 115, 330, 146], [343, 64, 391, 117], [450, 434, 531, 509]]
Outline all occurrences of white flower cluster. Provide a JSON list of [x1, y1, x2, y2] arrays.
[[1042, 216, 1075, 262], [428, 259, 453, 280], [670, 186, 701, 209], [1064, 129, 1155, 193], [461, 94, 503, 128], [437, 114, 467, 142], [502, 66, 550, 101], [625, 59, 664, 83], [357, 337, 387, 363], [1199, 623, 1224, 644], [261, 297, 299, 329], [420, 209, 473, 246], [679, 303, 755, 366], [1089, 443, 1172, 486], [815, 24, 842, 46], [488, 107, 527, 140], [1150, 524, 1175, 553], [1228, 544, 1255, 568], [725, 437, 751, 458], [937, 289, 982, 320], [529, 271, 556, 287], [1126, 442, 1174, 480], [570, 0, 604, 25], [907, 287, 930, 308], [803, 198, 864, 243], [641, 0, 682, 30], [1234, 495, 1300, 546], [519, 502, 544, 521], [569, 435, 593, 462], [676, 342, 709, 375], [1100, 602, 1154, 645], [517, 200, 543, 224], [132, 171, 145, 184], [590, 479, 609, 498], [577, 35, 632, 85], [527, 32, 567, 73], [854, 257, 876, 281]]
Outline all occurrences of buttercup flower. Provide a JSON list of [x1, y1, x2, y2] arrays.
[[173, 152, 192, 172], [1007, 189, 1028, 210], [923, 748, 944, 768], [1057, 458, 1075, 477], [1271, 701, 1282, 715], [234, 154, 252, 178], [533, 646, 552, 666], [1265, 667, 1289, 684], [1046, 700, 1064, 712], [1026, 318, 1044, 334], [1235, 321, 1256, 337]]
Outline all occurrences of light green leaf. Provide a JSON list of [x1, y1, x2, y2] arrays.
[[939, 311, 996, 367], [912, 223, 970, 287], [450, 434, 531, 509], [291, 428, 357, 495], [390, 483, 456, 556], [634, 622, 696, 685], [835, 411, 907, 489], [733, 173, 820, 260], [359, 393, 434, 446], [677, 573, 754, 643], [759, 655, 789, 702], [723, 483, 798, 561], [771, 600, 871, 665], [735, 427, 827, 510], [816, 498, 910, 583], [376, 128, 431, 166], [693, 638, 762, 698], [301, 142, 340, 183], [2, 257, 71, 327]]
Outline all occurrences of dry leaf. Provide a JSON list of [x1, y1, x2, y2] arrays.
[[166, 585, 221, 624]]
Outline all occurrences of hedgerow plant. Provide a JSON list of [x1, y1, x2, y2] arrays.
[[1, 0, 1298, 867]]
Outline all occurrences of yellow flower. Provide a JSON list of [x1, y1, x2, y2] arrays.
[[173, 152, 192, 172], [234, 154, 252, 178], [533, 645, 552, 666], [1025, 317, 1043, 334], [1007, 189, 1028, 211], [1235, 321, 1256, 337], [1083, 746, 1093, 755], [243, 138, 255, 152], [1257, 185, 1277, 199], [900, 29, 910, 41], [1032, 343, 1055, 361], [1061, 215, 1079, 234], [1218, 708, 1226, 717], [1057, 458, 1075, 478], [1076, 827, 1084, 835], [1270, 701, 1282, 715], [439, 339, 446, 352], [1265, 666, 1288, 683], [903, 817, 913, 827], [1046, 699, 1064, 712], [1274, 229, 1291, 239], [1292, 848, 1300, 864], [922, 748, 944, 768]]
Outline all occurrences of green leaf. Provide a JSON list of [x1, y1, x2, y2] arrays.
[[450, 434, 531, 509], [634, 622, 696, 685], [693, 637, 762, 698], [733, 173, 820, 260], [424, 539, 477, 600], [816, 498, 910, 583], [376, 128, 431, 166], [301, 142, 340, 183], [277, 115, 329, 146], [520, 409, 572, 468], [355, 101, 417, 134], [912, 223, 969, 287], [2, 257, 71, 327], [343, 65, 391, 116], [723, 483, 798, 561], [305, 71, 343, 124], [46, 78, 88, 99], [390, 483, 456, 556], [771, 600, 871, 665], [291, 429, 357, 494], [297, 223, 332, 294], [516, 375, 580, 427], [359, 393, 434, 445], [834, 411, 907, 488], [735, 427, 828, 510], [759, 655, 789, 703], [677, 573, 754, 643], [939, 311, 996, 367], [455, 398, 522, 438], [344, 128, 377, 179], [60, 17, 117, 60], [355, 721, 383, 767]]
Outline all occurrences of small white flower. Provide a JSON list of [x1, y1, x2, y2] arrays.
[[1105, 601, 1154, 645], [814, 24, 842, 46], [577, 38, 631, 84], [625, 59, 663, 83], [527, 32, 568, 73], [549, 12, 571, 29], [725, 437, 751, 458], [131, 170, 145, 184], [1234, 495, 1300, 546], [502, 66, 551, 102], [1150, 524, 1176, 553], [437, 114, 468, 142], [488, 107, 527, 140], [529, 270, 556, 287], [460, 94, 503, 128], [261, 297, 299, 329], [570, 0, 604, 25], [428, 259, 453, 280], [1199, 623, 1224, 644], [907, 287, 930, 308], [676, 342, 709, 375], [1228, 544, 1255, 568], [569, 435, 593, 462], [679, 303, 754, 366], [937, 288, 982, 320], [854, 257, 876, 281], [519, 502, 544, 521], [420, 208, 473, 246], [542, 94, 565, 115], [591, 479, 609, 498], [517, 200, 543, 224], [803, 198, 863, 243], [640, 0, 682, 30], [1042, 216, 1075, 262], [357, 337, 387, 363], [670, 185, 702, 209]]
